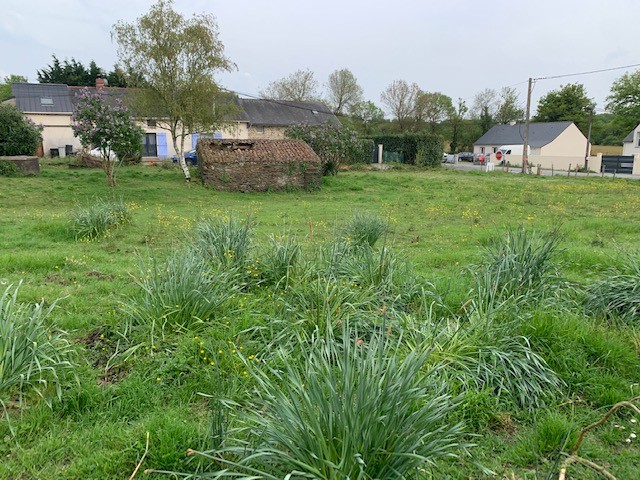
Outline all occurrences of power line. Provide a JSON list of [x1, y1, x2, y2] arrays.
[[535, 62, 640, 81]]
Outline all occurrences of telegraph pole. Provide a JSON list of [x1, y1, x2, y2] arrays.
[[584, 105, 594, 170], [522, 77, 533, 173]]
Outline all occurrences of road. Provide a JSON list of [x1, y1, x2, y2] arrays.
[[443, 161, 640, 180]]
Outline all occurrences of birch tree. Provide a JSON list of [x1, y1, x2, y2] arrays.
[[112, 0, 234, 181]]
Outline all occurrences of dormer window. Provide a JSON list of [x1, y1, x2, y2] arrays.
[[311, 110, 319, 115], [40, 98, 53, 105]]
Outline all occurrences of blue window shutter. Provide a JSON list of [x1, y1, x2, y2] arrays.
[[191, 133, 200, 149], [214, 132, 223, 139], [156, 133, 168, 157]]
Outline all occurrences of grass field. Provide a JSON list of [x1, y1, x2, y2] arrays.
[[1, 162, 640, 479], [591, 145, 623, 155]]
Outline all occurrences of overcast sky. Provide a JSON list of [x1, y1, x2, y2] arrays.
[[1, 0, 639, 116]]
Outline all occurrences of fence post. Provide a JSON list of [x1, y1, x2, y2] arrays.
[[537, 164, 541, 175], [567, 164, 571, 176], [551, 164, 554, 176]]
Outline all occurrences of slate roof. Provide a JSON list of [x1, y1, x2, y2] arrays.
[[622, 126, 637, 143], [474, 121, 574, 147], [11, 82, 339, 128], [237, 98, 338, 127], [11, 83, 73, 113]]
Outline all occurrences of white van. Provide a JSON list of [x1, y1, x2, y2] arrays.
[[497, 144, 530, 156]]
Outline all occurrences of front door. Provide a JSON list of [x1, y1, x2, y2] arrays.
[[142, 133, 157, 157]]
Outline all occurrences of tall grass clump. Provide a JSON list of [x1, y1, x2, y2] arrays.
[[70, 197, 131, 240], [257, 234, 302, 288], [0, 283, 75, 429], [184, 325, 467, 479], [467, 226, 563, 317], [584, 250, 640, 322], [341, 210, 390, 247], [122, 249, 237, 333], [194, 216, 253, 271]]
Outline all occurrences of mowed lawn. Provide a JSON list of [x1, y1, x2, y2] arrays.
[[1, 163, 640, 479]]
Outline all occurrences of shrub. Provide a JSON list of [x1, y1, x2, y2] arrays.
[[584, 250, 640, 322], [340, 210, 390, 247], [0, 283, 75, 432], [70, 197, 131, 240], [193, 216, 253, 272], [188, 326, 467, 478], [122, 249, 237, 333], [0, 160, 20, 177], [285, 122, 363, 175], [369, 132, 443, 165], [0, 104, 42, 156]]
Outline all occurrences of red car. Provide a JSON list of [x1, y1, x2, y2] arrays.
[[474, 153, 490, 164]]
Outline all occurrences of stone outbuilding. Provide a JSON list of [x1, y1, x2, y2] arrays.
[[198, 139, 322, 192]]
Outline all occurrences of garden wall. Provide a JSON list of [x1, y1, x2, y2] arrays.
[[0, 156, 40, 175], [198, 139, 322, 192]]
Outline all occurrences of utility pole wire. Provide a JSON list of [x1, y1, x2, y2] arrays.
[[535, 63, 640, 81]]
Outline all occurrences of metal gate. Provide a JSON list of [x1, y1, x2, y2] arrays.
[[601, 155, 634, 174]]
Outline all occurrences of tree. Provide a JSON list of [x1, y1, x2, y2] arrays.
[[72, 88, 143, 187], [112, 0, 234, 181], [348, 100, 385, 135], [414, 91, 454, 133], [260, 69, 320, 102], [0, 104, 42, 156], [495, 87, 524, 124], [606, 70, 640, 136], [326, 69, 363, 115], [471, 88, 499, 134], [449, 98, 468, 153], [534, 83, 593, 132], [0, 75, 28, 102], [37, 54, 127, 87], [380, 80, 420, 131]]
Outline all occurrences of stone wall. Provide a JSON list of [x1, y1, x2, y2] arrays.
[[198, 139, 322, 192], [0, 156, 40, 175], [247, 126, 287, 140]]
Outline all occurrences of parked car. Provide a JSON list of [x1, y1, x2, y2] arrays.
[[457, 152, 474, 162], [171, 149, 198, 166]]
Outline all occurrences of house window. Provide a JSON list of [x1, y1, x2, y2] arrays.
[[255, 126, 265, 134], [637, 134, 640, 147], [40, 98, 53, 105], [147, 119, 156, 128], [142, 133, 157, 157], [481, 147, 485, 154]]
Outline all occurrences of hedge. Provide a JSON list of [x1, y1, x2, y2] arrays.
[[368, 132, 443, 166]]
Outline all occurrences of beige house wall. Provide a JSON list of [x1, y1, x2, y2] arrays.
[[539, 124, 589, 157], [27, 112, 82, 155]]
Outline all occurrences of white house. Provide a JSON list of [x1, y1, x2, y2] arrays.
[[622, 124, 640, 155]]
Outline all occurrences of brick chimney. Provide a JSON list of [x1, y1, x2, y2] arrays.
[[96, 77, 105, 90]]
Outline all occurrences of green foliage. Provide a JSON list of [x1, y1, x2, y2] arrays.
[[70, 197, 131, 240], [257, 234, 302, 288], [0, 74, 28, 102], [0, 104, 42, 156], [37, 54, 127, 87], [340, 210, 390, 247], [369, 132, 443, 165], [534, 83, 593, 133], [194, 215, 254, 272], [285, 122, 364, 174], [190, 326, 467, 479], [122, 249, 237, 332], [470, 226, 563, 315], [512, 412, 577, 465], [584, 250, 640, 322], [112, 0, 235, 181], [0, 283, 75, 429], [72, 88, 143, 187], [606, 69, 640, 136], [0, 160, 20, 177]]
